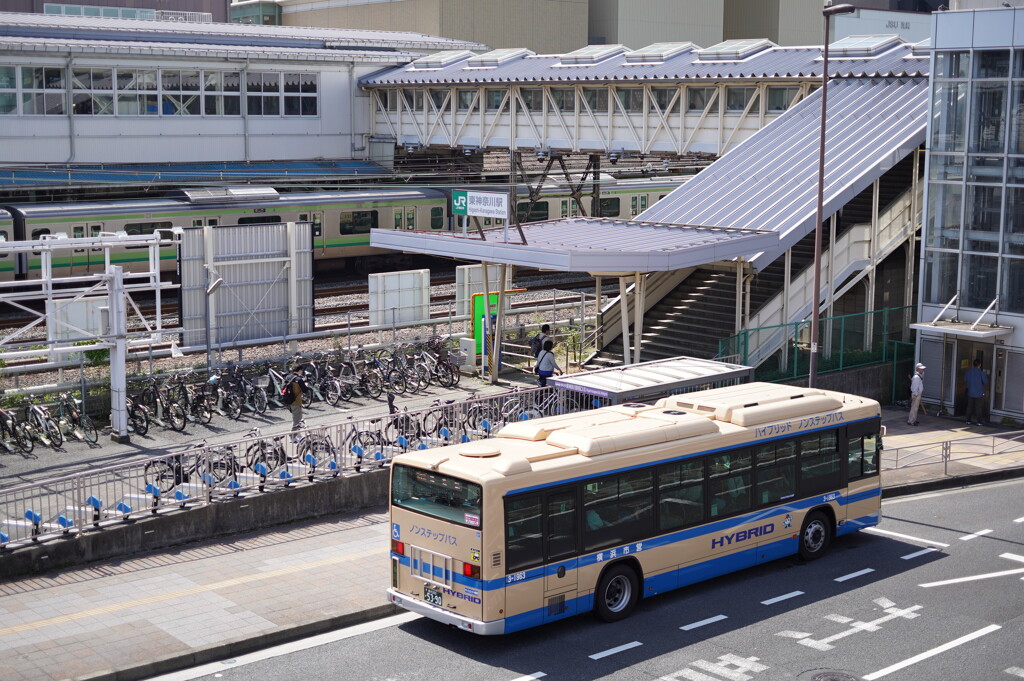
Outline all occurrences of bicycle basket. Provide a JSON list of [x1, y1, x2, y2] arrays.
[[254, 376, 271, 389]]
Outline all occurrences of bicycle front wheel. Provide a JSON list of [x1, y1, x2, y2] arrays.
[[363, 372, 383, 399], [167, 403, 187, 432], [145, 459, 179, 493], [251, 388, 268, 415], [385, 369, 407, 395], [129, 403, 150, 436], [324, 379, 342, 406], [224, 394, 243, 420]]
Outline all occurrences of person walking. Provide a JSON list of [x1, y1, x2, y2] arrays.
[[964, 359, 988, 426], [530, 324, 550, 358], [908, 363, 925, 426], [534, 339, 562, 387], [284, 369, 305, 438]]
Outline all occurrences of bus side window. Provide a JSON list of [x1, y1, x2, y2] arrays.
[[848, 433, 879, 480], [708, 451, 752, 518], [754, 441, 796, 505], [545, 491, 577, 561], [506, 494, 543, 572], [657, 459, 704, 531], [798, 431, 841, 496]]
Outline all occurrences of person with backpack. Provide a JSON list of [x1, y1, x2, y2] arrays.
[[530, 324, 550, 358], [282, 369, 305, 436], [534, 339, 562, 387]]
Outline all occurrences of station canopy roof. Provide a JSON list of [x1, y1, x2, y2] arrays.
[[370, 217, 776, 274], [549, 355, 754, 404]]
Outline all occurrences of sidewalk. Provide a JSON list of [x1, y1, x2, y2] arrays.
[[1, 406, 1022, 681]]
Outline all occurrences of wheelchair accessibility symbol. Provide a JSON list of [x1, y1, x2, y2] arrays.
[[392, 523, 401, 540]]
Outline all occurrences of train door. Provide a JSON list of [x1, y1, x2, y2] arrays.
[[0, 230, 11, 281], [70, 223, 104, 274], [29, 228, 50, 279], [406, 207, 416, 231], [299, 211, 325, 253]]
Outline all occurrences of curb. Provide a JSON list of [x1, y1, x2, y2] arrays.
[[75, 604, 400, 681], [882, 464, 1024, 499]]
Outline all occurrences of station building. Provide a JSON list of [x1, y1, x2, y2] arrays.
[[916, 4, 1024, 420], [0, 12, 483, 169]]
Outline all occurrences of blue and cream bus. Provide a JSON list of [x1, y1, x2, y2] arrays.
[[387, 382, 881, 633]]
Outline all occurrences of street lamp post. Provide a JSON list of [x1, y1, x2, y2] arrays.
[[808, 2, 855, 388], [204, 268, 223, 375]]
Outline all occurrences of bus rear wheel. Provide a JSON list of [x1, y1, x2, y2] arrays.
[[799, 510, 832, 561], [595, 563, 639, 622]]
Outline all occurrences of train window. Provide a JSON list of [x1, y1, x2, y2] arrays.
[[192, 219, 203, 227], [339, 210, 378, 235], [407, 208, 416, 229], [516, 202, 549, 223], [484, 218, 491, 226], [430, 207, 444, 230], [31, 228, 50, 255], [73, 226, 85, 238], [640, 195, 648, 212], [0, 231, 7, 257], [561, 200, 569, 218], [208, 218, 219, 227], [237, 215, 281, 225], [631, 196, 638, 216], [124, 221, 172, 248], [312, 214, 322, 237], [394, 211, 402, 229], [598, 198, 620, 217]]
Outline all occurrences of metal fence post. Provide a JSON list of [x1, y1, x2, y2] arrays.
[[942, 440, 951, 476]]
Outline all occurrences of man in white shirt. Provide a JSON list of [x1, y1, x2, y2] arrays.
[[908, 363, 925, 426]]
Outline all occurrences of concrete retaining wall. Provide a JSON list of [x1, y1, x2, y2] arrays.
[[0, 470, 390, 580], [784, 362, 894, 404]]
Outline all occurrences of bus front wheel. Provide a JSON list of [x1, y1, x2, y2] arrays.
[[595, 563, 639, 622], [799, 510, 832, 561]]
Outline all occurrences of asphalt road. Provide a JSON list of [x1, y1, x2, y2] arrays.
[[153, 479, 1024, 681]]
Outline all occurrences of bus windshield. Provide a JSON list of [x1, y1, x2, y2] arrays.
[[391, 464, 482, 528]]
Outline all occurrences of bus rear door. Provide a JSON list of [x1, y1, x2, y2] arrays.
[[542, 489, 579, 623]]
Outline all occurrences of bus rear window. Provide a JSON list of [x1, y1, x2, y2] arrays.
[[391, 464, 482, 528]]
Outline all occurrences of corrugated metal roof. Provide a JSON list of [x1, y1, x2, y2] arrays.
[[0, 11, 486, 51], [0, 35, 417, 62], [361, 40, 927, 86], [370, 218, 777, 273], [549, 355, 753, 403], [636, 77, 928, 268]]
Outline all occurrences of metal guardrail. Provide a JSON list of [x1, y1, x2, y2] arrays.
[[0, 386, 600, 552], [882, 430, 1024, 474]]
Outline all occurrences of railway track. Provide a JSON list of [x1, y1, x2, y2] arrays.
[[0, 272, 596, 334]]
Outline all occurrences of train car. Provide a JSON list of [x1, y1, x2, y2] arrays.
[[1, 176, 689, 281], [0, 209, 16, 279], [3, 187, 448, 280]]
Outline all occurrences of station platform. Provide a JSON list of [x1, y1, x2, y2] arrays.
[[1, 407, 1022, 681]]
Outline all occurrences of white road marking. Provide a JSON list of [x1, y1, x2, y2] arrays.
[[761, 591, 804, 605], [882, 492, 943, 504], [863, 624, 1002, 680], [960, 529, 993, 541], [835, 568, 874, 582], [1002, 553, 1024, 564], [680, 614, 728, 630], [862, 527, 950, 547], [920, 554, 1024, 587], [1014, 516, 1024, 524], [589, 641, 642, 660], [1006, 667, 1024, 677], [901, 547, 939, 560], [510, 674, 546, 681], [145, 612, 421, 680]]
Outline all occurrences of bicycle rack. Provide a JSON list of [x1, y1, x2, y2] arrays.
[[86, 495, 103, 527], [145, 484, 161, 514], [57, 515, 74, 533], [24, 509, 41, 540]]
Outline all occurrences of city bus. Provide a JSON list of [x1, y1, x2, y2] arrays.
[[386, 382, 882, 634]]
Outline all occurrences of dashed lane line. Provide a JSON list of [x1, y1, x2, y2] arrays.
[[589, 641, 642, 660], [835, 568, 875, 582], [761, 591, 804, 605], [862, 527, 950, 547], [680, 615, 728, 630], [863, 624, 1002, 680], [901, 547, 940, 560], [510, 674, 546, 681]]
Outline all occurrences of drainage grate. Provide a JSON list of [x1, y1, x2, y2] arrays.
[[812, 673, 858, 681]]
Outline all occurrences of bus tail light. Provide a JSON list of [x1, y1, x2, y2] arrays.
[[392, 539, 405, 556], [462, 562, 480, 579]]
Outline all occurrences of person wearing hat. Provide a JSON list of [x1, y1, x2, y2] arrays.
[[908, 363, 926, 426]]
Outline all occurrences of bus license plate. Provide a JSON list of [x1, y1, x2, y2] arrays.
[[423, 585, 443, 607]]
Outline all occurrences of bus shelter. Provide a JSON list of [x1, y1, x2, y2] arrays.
[[548, 355, 753, 406]]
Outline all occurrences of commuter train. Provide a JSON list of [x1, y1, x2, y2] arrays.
[[0, 176, 687, 280]]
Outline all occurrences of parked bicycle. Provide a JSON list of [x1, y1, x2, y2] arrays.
[[167, 370, 214, 425], [204, 370, 243, 420], [23, 398, 62, 448], [0, 405, 33, 454], [144, 440, 235, 493], [125, 395, 150, 436], [54, 392, 98, 444], [239, 427, 288, 476], [136, 377, 187, 431]]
